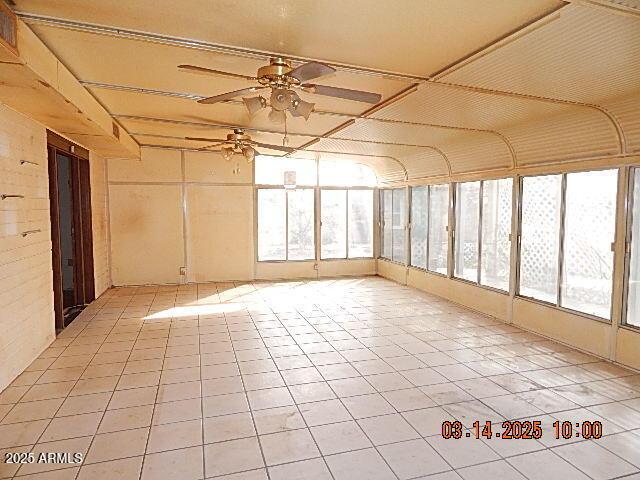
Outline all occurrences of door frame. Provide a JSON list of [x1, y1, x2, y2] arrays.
[[47, 131, 95, 330]]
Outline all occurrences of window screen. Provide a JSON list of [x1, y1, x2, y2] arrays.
[[481, 178, 513, 291], [560, 170, 617, 318], [454, 182, 481, 282], [519, 175, 563, 304], [410, 186, 428, 270], [428, 184, 450, 274]]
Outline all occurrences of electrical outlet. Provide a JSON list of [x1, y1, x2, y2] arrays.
[[313, 263, 319, 270], [179, 266, 187, 276]]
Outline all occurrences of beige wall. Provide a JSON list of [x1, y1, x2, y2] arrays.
[[90, 153, 112, 296], [108, 147, 255, 285], [0, 104, 54, 391]]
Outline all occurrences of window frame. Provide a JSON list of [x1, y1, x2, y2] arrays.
[[623, 166, 639, 330], [379, 187, 407, 265], [408, 183, 452, 277], [320, 188, 374, 260], [256, 185, 317, 262], [449, 178, 513, 293], [256, 178, 376, 263], [515, 168, 620, 322], [453, 180, 483, 284]]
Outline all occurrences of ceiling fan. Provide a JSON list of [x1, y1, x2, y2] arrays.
[[178, 57, 382, 123], [186, 128, 295, 164]]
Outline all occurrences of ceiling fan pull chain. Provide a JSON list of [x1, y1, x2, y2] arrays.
[[284, 115, 288, 147]]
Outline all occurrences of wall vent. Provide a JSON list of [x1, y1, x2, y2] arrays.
[[0, 1, 17, 55]]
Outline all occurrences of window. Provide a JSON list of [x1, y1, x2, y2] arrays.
[[481, 178, 513, 291], [321, 189, 374, 259], [392, 189, 406, 263], [288, 189, 315, 260], [255, 156, 317, 186], [560, 170, 617, 318], [454, 182, 480, 282], [348, 190, 374, 258], [257, 188, 315, 261], [454, 179, 513, 289], [518, 170, 618, 319], [410, 184, 451, 274], [257, 189, 286, 261], [428, 184, 450, 274], [410, 187, 428, 270], [627, 168, 640, 327], [321, 190, 347, 259], [382, 190, 393, 260], [380, 188, 407, 263], [520, 175, 562, 303]]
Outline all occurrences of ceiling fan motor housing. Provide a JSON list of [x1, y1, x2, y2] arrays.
[[257, 57, 300, 88]]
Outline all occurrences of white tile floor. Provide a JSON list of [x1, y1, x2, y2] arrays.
[[1, 277, 640, 480]]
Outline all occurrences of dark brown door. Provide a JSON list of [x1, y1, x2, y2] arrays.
[[47, 132, 95, 331]]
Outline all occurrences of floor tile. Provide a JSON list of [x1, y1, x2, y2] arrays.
[[358, 413, 420, 445], [141, 445, 203, 480], [310, 420, 372, 455], [299, 399, 352, 426], [553, 440, 638, 480], [379, 438, 451, 479], [147, 419, 203, 453], [98, 405, 154, 433], [260, 428, 320, 466], [507, 449, 591, 480], [341, 393, 395, 419], [77, 455, 142, 480], [204, 412, 255, 443], [268, 458, 332, 480], [325, 448, 396, 480], [84, 427, 149, 463], [458, 460, 526, 480], [253, 405, 306, 434], [204, 437, 264, 477]]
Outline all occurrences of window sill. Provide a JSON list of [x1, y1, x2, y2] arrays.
[[407, 265, 448, 279], [450, 276, 510, 296], [514, 295, 612, 325], [377, 257, 406, 267]]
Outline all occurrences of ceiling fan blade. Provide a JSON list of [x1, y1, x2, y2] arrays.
[[197, 143, 225, 151], [198, 87, 266, 105], [178, 64, 256, 81], [302, 84, 382, 104], [250, 141, 295, 153], [185, 136, 229, 143], [289, 62, 336, 83]]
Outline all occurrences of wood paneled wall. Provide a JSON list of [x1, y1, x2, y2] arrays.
[[0, 104, 54, 391]]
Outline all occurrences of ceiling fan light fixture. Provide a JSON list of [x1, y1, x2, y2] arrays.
[[290, 98, 315, 120], [221, 146, 234, 161], [243, 95, 267, 115], [270, 88, 294, 111], [242, 146, 256, 163], [268, 108, 287, 124]]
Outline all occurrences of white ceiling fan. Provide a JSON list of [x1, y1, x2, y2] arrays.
[[178, 57, 382, 123]]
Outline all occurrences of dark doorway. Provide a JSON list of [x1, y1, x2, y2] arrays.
[[47, 132, 95, 331]]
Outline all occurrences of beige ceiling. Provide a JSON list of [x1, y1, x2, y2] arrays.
[[12, 0, 640, 182], [15, 0, 562, 75]]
